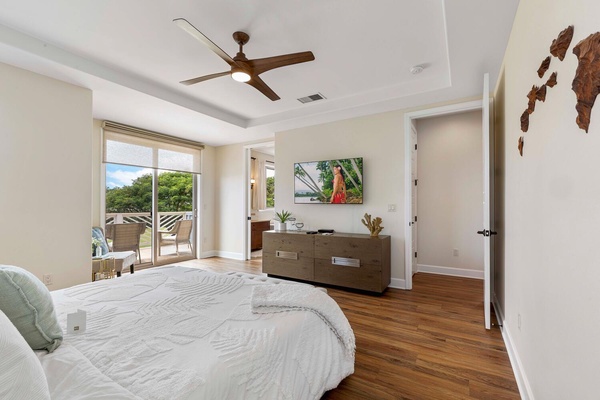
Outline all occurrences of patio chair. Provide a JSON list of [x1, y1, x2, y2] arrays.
[[92, 227, 137, 277], [159, 220, 193, 256], [105, 222, 146, 263]]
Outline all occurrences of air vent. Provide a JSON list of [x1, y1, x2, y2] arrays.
[[297, 93, 326, 104]]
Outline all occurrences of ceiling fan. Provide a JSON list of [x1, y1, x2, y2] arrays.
[[173, 18, 315, 101]]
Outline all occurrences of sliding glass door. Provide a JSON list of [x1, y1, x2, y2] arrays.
[[104, 165, 197, 267], [102, 121, 203, 269], [156, 169, 195, 264]]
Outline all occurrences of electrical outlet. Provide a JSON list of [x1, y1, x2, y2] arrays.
[[453, 248, 459, 257], [203, 237, 207, 244], [518, 313, 522, 330], [42, 274, 53, 286], [387, 204, 397, 212]]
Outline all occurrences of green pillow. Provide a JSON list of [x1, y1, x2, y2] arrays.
[[0, 265, 62, 352]]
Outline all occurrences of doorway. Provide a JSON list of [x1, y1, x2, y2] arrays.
[[404, 78, 494, 330], [404, 100, 484, 287], [244, 142, 275, 260], [412, 110, 484, 280]]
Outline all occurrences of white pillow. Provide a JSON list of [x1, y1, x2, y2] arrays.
[[0, 309, 50, 400]]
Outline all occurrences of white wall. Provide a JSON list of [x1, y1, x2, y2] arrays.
[[0, 62, 92, 290], [416, 110, 483, 275], [496, 0, 600, 397]]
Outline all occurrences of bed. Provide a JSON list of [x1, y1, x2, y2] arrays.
[[35, 266, 355, 399]]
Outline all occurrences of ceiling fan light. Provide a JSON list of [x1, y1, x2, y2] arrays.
[[231, 71, 251, 82]]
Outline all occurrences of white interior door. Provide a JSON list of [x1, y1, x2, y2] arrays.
[[481, 73, 493, 330], [411, 124, 418, 274]]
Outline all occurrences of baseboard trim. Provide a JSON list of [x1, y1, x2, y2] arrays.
[[499, 322, 534, 400], [199, 250, 217, 259], [213, 251, 245, 260], [389, 278, 406, 290], [416, 264, 484, 279], [493, 290, 533, 399]]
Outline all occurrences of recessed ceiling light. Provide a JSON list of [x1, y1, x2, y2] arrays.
[[410, 65, 424, 75]]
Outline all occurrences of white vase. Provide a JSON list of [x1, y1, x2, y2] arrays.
[[275, 221, 287, 231]]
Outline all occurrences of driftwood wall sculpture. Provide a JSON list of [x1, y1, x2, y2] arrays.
[[546, 72, 558, 87], [518, 137, 524, 156], [571, 32, 600, 133], [519, 26, 574, 155], [538, 56, 551, 78], [550, 25, 574, 60]]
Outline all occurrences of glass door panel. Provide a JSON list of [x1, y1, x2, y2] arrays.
[[156, 170, 195, 264], [104, 163, 153, 265]]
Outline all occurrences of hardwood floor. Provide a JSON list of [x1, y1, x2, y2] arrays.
[[170, 257, 520, 400]]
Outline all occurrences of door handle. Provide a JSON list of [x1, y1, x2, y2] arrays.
[[477, 229, 498, 237]]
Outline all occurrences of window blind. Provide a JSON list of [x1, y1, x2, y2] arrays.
[[102, 121, 204, 174]]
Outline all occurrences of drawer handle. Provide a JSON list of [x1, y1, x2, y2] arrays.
[[331, 257, 360, 268], [276, 250, 298, 260]]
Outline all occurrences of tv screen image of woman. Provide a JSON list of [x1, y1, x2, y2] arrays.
[[294, 158, 363, 204], [330, 165, 346, 203]]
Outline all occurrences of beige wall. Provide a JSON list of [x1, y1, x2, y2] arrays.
[[496, 0, 600, 397], [276, 111, 406, 284], [416, 110, 483, 274], [92, 119, 103, 226], [214, 143, 246, 259], [199, 145, 216, 257], [0, 62, 92, 290]]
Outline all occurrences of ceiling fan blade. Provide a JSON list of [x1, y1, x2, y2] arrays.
[[173, 18, 236, 66], [248, 51, 315, 75], [246, 76, 280, 101], [180, 71, 230, 86]]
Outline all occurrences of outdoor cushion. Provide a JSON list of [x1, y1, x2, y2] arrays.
[[92, 226, 110, 255]]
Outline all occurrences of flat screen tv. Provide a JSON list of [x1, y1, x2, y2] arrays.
[[294, 158, 363, 204]]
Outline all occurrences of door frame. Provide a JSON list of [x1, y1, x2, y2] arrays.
[[403, 100, 483, 290], [243, 141, 275, 260]]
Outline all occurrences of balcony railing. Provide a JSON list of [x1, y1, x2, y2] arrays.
[[105, 211, 193, 250]]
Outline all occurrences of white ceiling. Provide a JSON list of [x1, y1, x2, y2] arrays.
[[0, 0, 519, 146]]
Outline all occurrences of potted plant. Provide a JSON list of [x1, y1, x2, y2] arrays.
[[274, 210, 292, 231]]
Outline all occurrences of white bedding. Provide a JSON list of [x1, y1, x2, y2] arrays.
[[38, 266, 354, 400]]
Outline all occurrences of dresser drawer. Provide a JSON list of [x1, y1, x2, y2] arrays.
[[314, 258, 383, 293], [315, 235, 383, 266], [263, 233, 315, 280], [263, 253, 314, 280], [263, 233, 314, 257]]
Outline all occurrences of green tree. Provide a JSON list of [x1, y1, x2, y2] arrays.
[[106, 172, 193, 213], [158, 172, 193, 212], [266, 176, 275, 208]]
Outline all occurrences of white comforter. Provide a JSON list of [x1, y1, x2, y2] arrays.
[[38, 266, 354, 400]]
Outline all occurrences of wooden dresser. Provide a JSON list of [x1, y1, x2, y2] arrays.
[[251, 220, 272, 251], [263, 231, 391, 293]]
